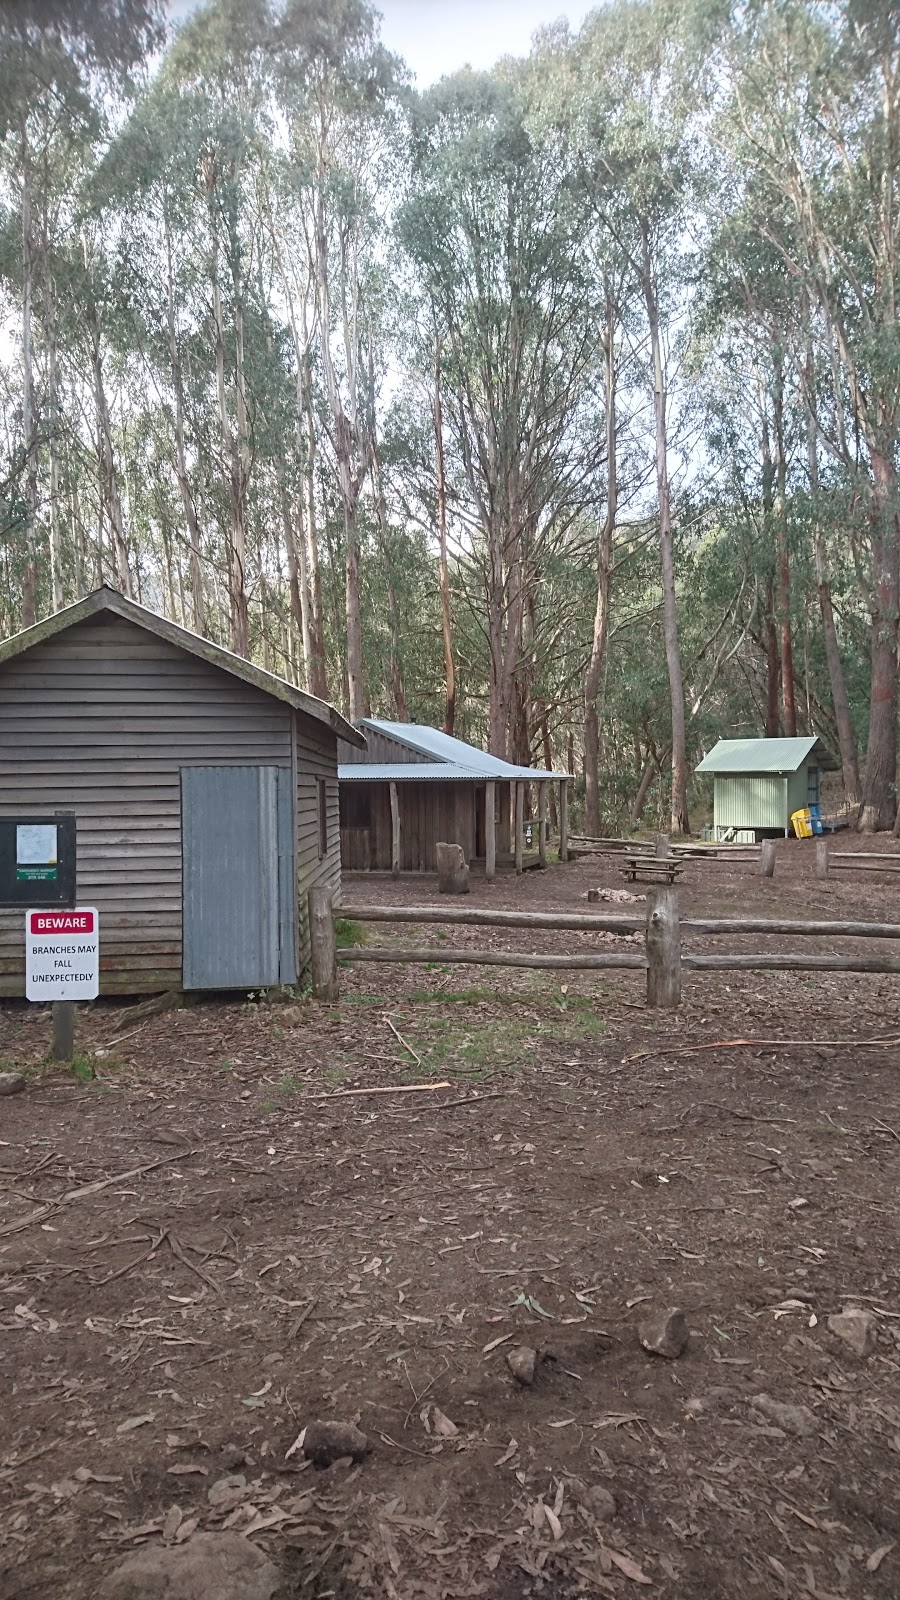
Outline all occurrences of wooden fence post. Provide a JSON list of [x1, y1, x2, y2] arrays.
[[309, 886, 339, 1001], [51, 1001, 75, 1062], [816, 838, 829, 879], [758, 840, 777, 878], [485, 781, 496, 882], [538, 782, 547, 868], [515, 781, 524, 875], [646, 886, 681, 1008], [655, 833, 670, 858], [389, 781, 400, 879]]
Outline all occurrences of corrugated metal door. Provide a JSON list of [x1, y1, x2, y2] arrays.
[[181, 766, 297, 990]]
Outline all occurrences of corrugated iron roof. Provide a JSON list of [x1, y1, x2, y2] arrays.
[[696, 736, 837, 774], [339, 763, 564, 782], [357, 718, 569, 780]]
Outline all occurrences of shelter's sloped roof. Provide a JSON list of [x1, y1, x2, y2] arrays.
[[0, 586, 365, 746], [339, 763, 493, 782], [353, 718, 569, 781], [696, 736, 837, 775]]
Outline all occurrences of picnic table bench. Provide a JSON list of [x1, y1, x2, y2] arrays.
[[620, 853, 684, 885]]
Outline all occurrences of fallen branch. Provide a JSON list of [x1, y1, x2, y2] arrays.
[[167, 1231, 225, 1300], [385, 1015, 421, 1068], [433, 1091, 513, 1110], [0, 1150, 197, 1237], [310, 1082, 452, 1101], [624, 1035, 900, 1064]]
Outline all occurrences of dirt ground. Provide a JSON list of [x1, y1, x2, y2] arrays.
[[3, 835, 900, 1600]]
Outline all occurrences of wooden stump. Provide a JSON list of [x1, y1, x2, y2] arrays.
[[816, 839, 829, 879], [309, 886, 339, 1000], [758, 840, 777, 878], [51, 1001, 75, 1061], [436, 841, 470, 895], [646, 886, 681, 1009]]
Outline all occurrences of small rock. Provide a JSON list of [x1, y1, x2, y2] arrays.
[[98, 1531, 280, 1600], [638, 1308, 688, 1359], [302, 1420, 369, 1468], [219, 1445, 247, 1471], [751, 1393, 815, 1436], [506, 1345, 537, 1386], [828, 1308, 876, 1358], [0, 1072, 25, 1096], [572, 1480, 616, 1522], [207, 1474, 246, 1508]]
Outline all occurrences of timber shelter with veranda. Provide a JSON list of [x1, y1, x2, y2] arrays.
[[0, 587, 363, 996]]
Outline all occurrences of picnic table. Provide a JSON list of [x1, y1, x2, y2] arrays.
[[620, 853, 684, 886]]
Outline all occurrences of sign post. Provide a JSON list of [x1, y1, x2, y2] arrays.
[[25, 909, 99, 1062]]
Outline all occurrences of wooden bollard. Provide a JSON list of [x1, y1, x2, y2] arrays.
[[309, 886, 339, 1001], [655, 833, 670, 858], [758, 840, 776, 878], [816, 838, 829, 879], [51, 1001, 75, 1061], [646, 886, 681, 1008]]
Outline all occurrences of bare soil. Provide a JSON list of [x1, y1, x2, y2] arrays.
[[3, 836, 900, 1599]]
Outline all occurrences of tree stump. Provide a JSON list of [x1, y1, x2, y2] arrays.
[[436, 841, 470, 895]]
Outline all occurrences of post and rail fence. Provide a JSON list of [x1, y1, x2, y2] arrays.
[[308, 886, 900, 1012]]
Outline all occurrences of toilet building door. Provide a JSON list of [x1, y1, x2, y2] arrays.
[[181, 765, 297, 990]]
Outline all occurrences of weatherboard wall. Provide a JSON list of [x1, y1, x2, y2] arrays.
[[0, 613, 340, 995]]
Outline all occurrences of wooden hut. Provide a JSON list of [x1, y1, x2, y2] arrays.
[[0, 587, 364, 995], [695, 735, 838, 840], [338, 719, 570, 876]]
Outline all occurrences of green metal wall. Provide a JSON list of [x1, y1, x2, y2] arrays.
[[713, 773, 789, 832], [713, 766, 817, 834]]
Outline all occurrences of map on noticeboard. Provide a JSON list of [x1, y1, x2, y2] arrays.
[[16, 823, 58, 882]]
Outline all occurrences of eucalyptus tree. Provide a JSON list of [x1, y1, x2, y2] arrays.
[[562, 0, 706, 833], [716, 0, 900, 828], [399, 67, 599, 765], [0, 0, 164, 622], [272, 0, 402, 720]]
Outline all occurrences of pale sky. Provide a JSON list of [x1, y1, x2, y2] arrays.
[[167, 0, 597, 83]]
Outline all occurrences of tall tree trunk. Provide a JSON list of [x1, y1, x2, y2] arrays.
[[88, 310, 131, 597], [433, 342, 456, 733], [584, 288, 617, 837], [301, 339, 328, 699], [371, 436, 408, 720], [772, 348, 796, 734], [20, 139, 38, 626], [279, 479, 308, 685], [164, 207, 205, 634], [806, 408, 861, 805], [211, 246, 248, 657], [763, 577, 781, 737], [642, 224, 688, 833], [860, 447, 900, 831], [314, 178, 366, 719], [47, 307, 63, 611]]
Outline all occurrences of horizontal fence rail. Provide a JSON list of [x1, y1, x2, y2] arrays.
[[310, 886, 900, 1011]]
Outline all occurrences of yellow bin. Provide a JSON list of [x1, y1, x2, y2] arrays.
[[792, 808, 813, 839]]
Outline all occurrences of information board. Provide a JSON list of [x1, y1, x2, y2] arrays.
[[0, 816, 76, 907], [25, 908, 99, 1001]]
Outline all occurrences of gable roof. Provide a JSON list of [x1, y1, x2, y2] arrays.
[[695, 736, 837, 775], [338, 718, 569, 782], [0, 586, 365, 747]]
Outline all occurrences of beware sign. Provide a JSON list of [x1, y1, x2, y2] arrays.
[[26, 908, 99, 1001]]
